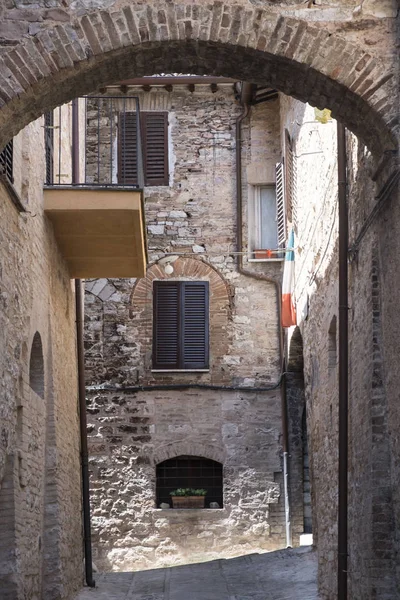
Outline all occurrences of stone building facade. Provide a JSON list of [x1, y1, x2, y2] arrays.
[[0, 2, 399, 599], [83, 81, 309, 571], [0, 116, 83, 597]]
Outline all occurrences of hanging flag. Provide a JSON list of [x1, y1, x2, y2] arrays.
[[281, 229, 297, 328]]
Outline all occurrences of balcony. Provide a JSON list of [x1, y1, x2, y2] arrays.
[[43, 96, 147, 279]]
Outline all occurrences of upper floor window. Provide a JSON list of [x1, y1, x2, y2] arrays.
[[153, 280, 209, 370], [118, 111, 168, 186], [248, 162, 286, 260], [0, 140, 13, 185]]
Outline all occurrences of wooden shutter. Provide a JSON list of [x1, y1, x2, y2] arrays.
[[142, 112, 168, 186], [276, 162, 286, 248], [181, 282, 209, 370], [118, 112, 138, 185], [44, 112, 54, 185], [0, 140, 13, 184], [153, 281, 209, 370], [153, 281, 180, 369], [285, 131, 298, 234]]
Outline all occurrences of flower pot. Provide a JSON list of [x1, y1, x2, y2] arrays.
[[254, 249, 273, 259], [171, 495, 205, 509]]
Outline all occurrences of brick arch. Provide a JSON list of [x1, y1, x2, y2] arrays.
[[152, 441, 225, 466], [0, 3, 396, 159], [130, 256, 231, 311]]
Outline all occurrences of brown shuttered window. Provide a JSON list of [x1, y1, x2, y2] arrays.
[[153, 281, 209, 370], [0, 140, 13, 184], [44, 112, 54, 185], [118, 111, 168, 186]]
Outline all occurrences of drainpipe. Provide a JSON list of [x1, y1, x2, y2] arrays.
[[236, 83, 292, 548], [337, 122, 348, 600], [72, 99, 95, 588]]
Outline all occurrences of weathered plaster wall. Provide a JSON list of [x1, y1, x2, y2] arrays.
[[0, 119, 83, 600]]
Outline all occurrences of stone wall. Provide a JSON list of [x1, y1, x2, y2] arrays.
[[0, 118, 83, 599], [282, 94, 400, 599], [83, 83, 308, 570], [86, 387, 283, 570]]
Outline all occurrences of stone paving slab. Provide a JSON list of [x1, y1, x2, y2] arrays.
[[75, 547, 318, 600]]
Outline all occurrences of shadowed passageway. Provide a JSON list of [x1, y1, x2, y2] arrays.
[[75, 547, 318, 600]]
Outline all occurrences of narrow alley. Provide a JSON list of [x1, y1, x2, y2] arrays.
[[75, 548, 318, 600]]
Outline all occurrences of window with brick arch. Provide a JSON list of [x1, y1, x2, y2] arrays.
[[156, 456, 223, 509]]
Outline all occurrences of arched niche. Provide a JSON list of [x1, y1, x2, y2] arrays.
[[29, 332, 44, 399]]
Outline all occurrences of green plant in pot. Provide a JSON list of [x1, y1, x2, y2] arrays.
[[170, 488, 207, 509]]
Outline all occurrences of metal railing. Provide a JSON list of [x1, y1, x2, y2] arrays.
[[44, 96, 144, 189], [0, 140, 13, 184]]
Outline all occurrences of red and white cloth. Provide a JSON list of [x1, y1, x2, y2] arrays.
[[281, 229, 297, 328]]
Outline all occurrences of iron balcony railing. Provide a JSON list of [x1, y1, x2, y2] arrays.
[[44, 96, 144, 189], [0, 140, 13, 184]]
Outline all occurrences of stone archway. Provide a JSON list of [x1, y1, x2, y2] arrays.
[[0, 3, 397, 158]]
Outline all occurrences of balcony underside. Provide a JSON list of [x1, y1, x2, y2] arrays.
[[44, 187, 147, 278]]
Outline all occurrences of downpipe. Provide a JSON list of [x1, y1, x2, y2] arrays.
[[236, 83, 292, 548], [337, 122, 348, 600], [72, 99, 95, 589]]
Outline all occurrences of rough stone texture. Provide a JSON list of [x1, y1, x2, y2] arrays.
[[282, 96, 400, 599], [0, 2, 397, 160], [74, 547, 319, 600], [0, 118, 83, 599], [84, 84, 299, 571]]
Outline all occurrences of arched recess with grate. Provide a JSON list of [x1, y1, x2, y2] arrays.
[[29, 332, 44, 399], [156, 455, 223, 509]]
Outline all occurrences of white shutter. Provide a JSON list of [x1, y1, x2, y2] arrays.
[[291, 153, 298, 234], [276, 162, 286, 247]]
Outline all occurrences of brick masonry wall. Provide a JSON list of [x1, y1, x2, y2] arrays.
[[0, 1, 397, 161], [0, 119, 83, 600]]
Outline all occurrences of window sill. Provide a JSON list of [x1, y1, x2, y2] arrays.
[[151, 369, 210, 373], [153, 508, 225, 515], [248, 258, 284, 263]]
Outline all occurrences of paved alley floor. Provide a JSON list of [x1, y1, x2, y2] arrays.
[[75, 547, 318, 600]]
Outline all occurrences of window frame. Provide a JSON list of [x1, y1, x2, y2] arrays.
[[248, 181, 284, 262], [152, 280, 210, 372]]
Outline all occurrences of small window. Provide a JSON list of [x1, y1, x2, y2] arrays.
[[248, 163, 286, 260], [153, 280, 209, 370], [156, 456, 223, 509], [118, 111, 168, 186], [0, 140, 13, 184], [256, 185, 278, 250]]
